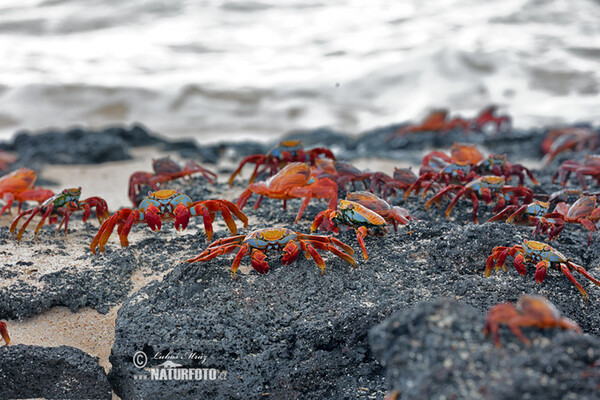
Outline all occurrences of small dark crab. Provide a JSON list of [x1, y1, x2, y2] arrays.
[[486, 239, 600, 300], [186, 227, 356, 277], [129, 156, 217, 206], [10, 187, 109, 241]]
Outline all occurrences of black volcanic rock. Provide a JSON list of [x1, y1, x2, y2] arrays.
[[107, 177, 600, 399], [0, 344, 112, 400], [370, 298, 600, 400]]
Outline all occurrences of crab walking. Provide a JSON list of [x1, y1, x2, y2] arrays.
[[91, 189, 247, 253], [10, 187, 109, 241], [485, 239, 600, 300], [186, 227, 356, 277]]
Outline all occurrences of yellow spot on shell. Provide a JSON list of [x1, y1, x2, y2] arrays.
[[260, 229, 286, 241], [525, 240, 546, 251], [152, 189, 177, 199]]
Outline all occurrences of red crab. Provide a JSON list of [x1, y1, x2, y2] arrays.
[[0, 321, 9, 345], [487, 200, 559, 239], [393, 109, 471, 137], [425, 176, 533, 224], [552, 154, 600, 189], [392, 106, 511, 138], [91, 189, 247, 253], [0, 168, 54, 216], [228, 140, 336, 186], [541, 127, 599, 166], [128, 156, 217, 206], [474, 154, 538, 186], [471, 105, 512, 134], [540, 196, 600, 245], [484, 295, 580, 347], [185, 227, 356, 277], [485, 239, 600, 300], [236, 162, 338, 223], [311, 192, 411, 260], [346, 191, 412, 230], [11, 187, 109, 241]]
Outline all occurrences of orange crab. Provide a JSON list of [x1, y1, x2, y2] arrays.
[[91, 189, 247, 253], [0, 167, 54, 216], [128, 156, 217, 206], [0, 321, 9, 345], [186, 227, 356, 277], [484, 295, 580, 347], [11, 187, 109, 241], [236, 162, 338, 223], [228, 140, 335, 186], [486, 239, 600, 300]]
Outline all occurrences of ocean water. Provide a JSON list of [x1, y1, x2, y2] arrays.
[[0, 0, 599, 143]]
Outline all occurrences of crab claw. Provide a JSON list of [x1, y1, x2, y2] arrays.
[[251, 249, 270, 274], [485, 255, 496, 277], [282, 241, 300, 265], [534, 260, 549, 283], [173, 203, 191, 231], [144, 205, 162, 231], [0, 321, 9, 345], [514, 253, 527, 275]]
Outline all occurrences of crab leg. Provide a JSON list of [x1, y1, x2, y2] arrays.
[[355, 226, 369, 260], [299, 241, 326, 274], [186, 243, 241, 263], [567, 261, 600, 287], [306, 240, 357, 268], [231, 244, 250, 277], [559, 263, 589, 301], [443, 188, 466, 219]]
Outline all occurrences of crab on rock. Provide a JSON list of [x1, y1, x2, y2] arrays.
[[484, 295, 580, 347], [91, 189, 248, 253], [128, 156, 217, 206], [485, 239, 600, 300], [228, 140, 336, 186], [236, 162, 338, 223], [10, 187, 109, 241], [186, 227, 356, 277]]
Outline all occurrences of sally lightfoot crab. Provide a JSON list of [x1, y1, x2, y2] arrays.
[[91, 189, 248, 253], [236, 162, 338, 223], [186, 227, 356, 277], [484, 295, 580, 347], [485, 240, 600, 300], [10, 187, 109, 241]]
